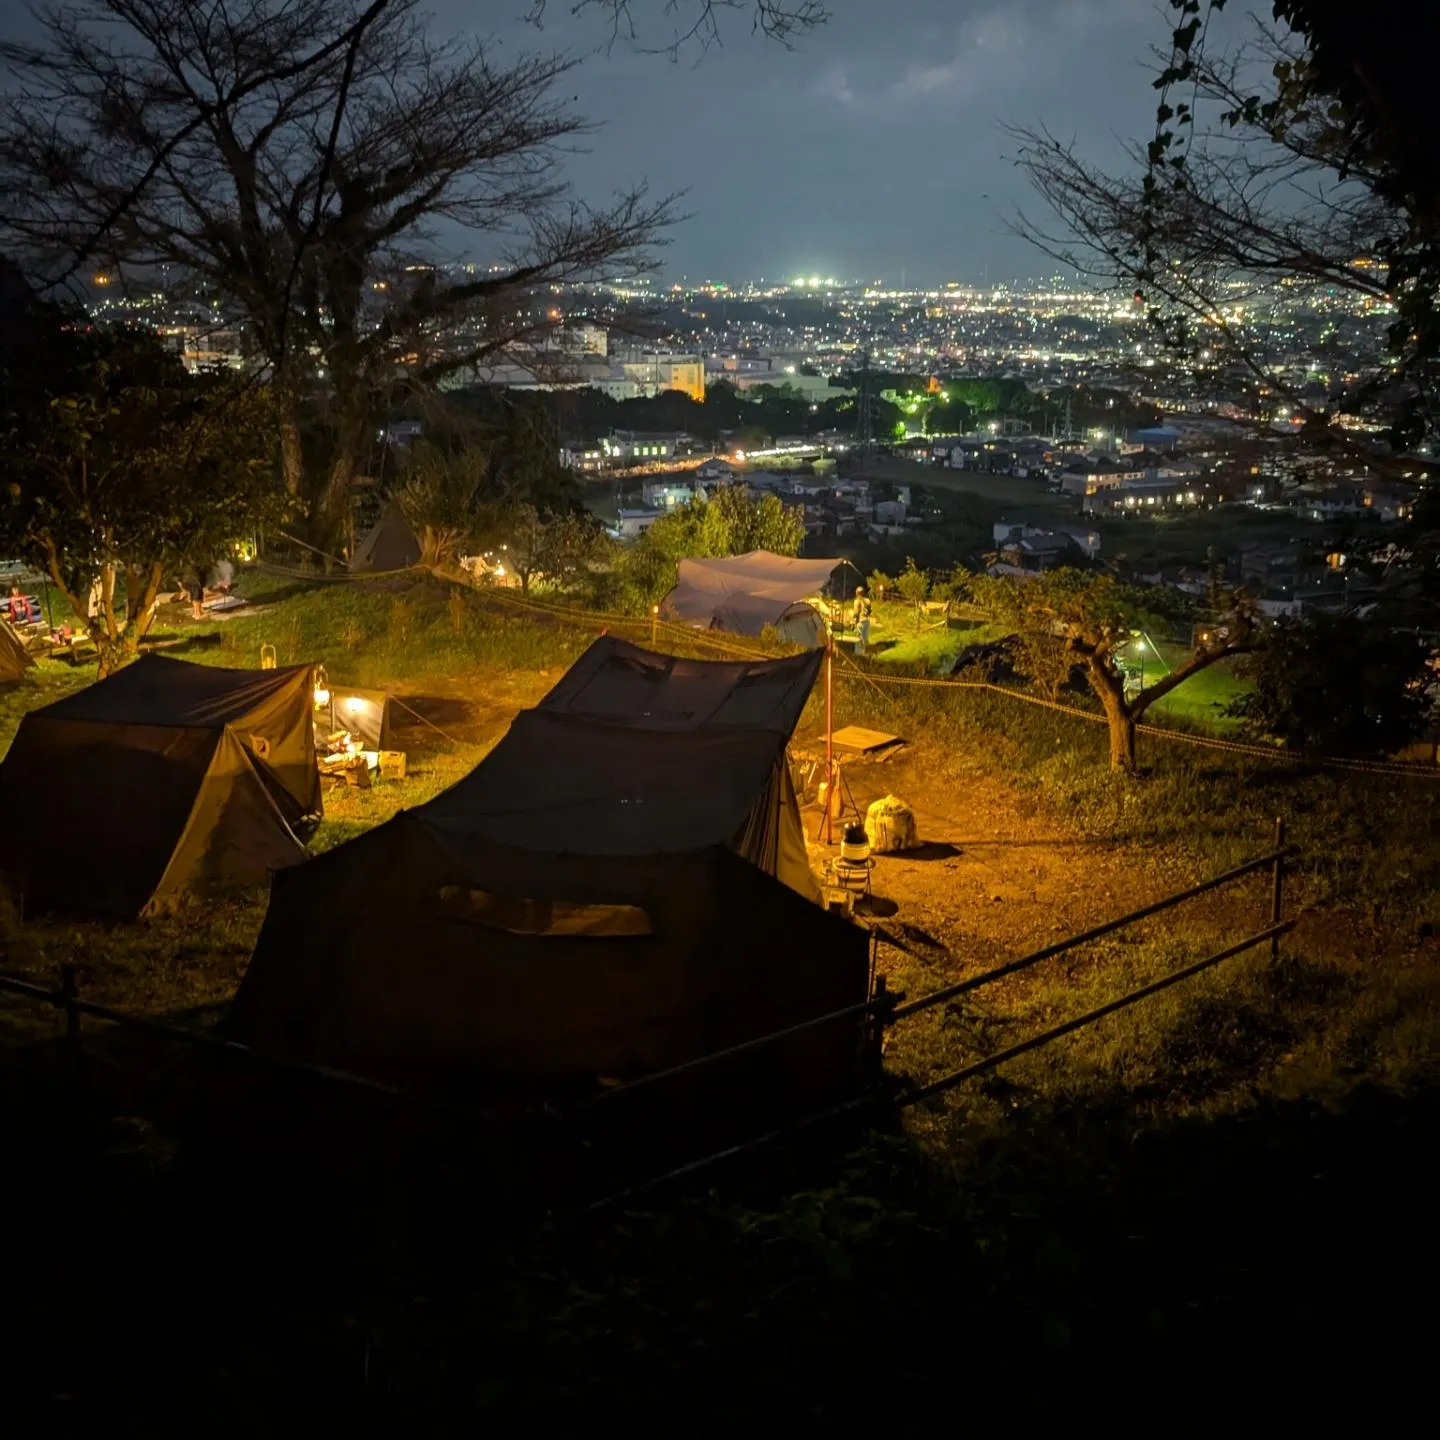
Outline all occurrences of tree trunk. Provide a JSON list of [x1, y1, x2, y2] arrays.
[[1088, 659, 1138, 771], [279, 399, 304, 497], [94, 627, 140, 680], [1107, 707, 1137, 770]]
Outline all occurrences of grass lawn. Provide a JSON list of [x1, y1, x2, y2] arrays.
[[839, 601, 1004, 673], [1130, 638, 1250, 733], [3, 563, 1439, 1425]]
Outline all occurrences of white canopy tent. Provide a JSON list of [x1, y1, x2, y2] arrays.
[[661, 551, 844, 648]]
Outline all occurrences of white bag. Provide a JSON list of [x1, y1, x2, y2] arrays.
[[865, 795, 918, 854]]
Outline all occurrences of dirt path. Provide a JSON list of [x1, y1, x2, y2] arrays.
[[802, 747, 1253, 994]]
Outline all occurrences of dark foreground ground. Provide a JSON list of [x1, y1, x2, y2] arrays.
[[2, 1045, 1436, 1435]]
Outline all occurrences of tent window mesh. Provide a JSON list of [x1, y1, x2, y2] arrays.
[[438, 886, 652, 937]]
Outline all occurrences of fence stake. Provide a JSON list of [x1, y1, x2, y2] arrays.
[[1270, 817, 1286, 961]]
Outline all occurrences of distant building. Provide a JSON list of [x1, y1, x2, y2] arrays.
[[1130, 426, 1180, 450], [874, 499, 907, 526], [642, 479, 694, 509], [993, 522, 1100, 560], [611, 350, 706, 402], [695, 458, 734, 482], [609, 508, 664, 540], [380, 419, 423, 447], [560, 445, 604, 472], [989, 523, 1100, 574], [600, 431, 689, 464]]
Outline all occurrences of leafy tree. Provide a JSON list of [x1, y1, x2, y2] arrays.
[[1227, 615, 1433, 756], [895, 557, 930, 629], [392, 443, 487, 571], [477, 503, 607, 595], [615, 483, 805, 615], [867, 569, 893, 602], [699, 483, 805, 557], [0, 316, 283, 676], [969, 568, 1258, 770]]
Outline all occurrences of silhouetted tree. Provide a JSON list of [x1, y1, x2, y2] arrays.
[[0, 305, 282, 674], [970, 568, 1258, 770], [1228, 614, 1433, 756]]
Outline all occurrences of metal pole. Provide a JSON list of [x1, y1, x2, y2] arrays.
[[824, 626, 835, 844], [651, 605, 659, 647], [1270, 816, 1286, 960]]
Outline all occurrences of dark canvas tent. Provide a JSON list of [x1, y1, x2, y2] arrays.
[[1, 618, 33, 683], [0, 656, 320, 918], [351, 504, 420, 572], [231, 637, 868, 1097], [661, 550, 841, 648]]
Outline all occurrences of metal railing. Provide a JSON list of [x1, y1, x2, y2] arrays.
[[577, 819, 1298, 1208], [0, 821, 1299, 1212]]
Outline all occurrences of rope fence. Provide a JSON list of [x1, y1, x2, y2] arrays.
[[242, 562, 1440, 781]]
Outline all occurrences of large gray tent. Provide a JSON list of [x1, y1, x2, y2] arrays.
[[231, 637, 869, 1095], [660, 550, 842, 648], [0, 656, 320, 918]]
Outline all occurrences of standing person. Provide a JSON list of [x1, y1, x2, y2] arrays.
[[853, 585, 872, 658], [190, 563, 207, 620]]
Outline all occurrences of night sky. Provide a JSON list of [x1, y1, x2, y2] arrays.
[[0, 1, 1260, 284], [490, 0, 1179, 284]]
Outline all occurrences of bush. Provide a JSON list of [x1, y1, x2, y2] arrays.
[[1227, 615, 1433, 756]]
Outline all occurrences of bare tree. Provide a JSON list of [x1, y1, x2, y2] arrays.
[[0, 0, 675, 546], [528, 0, 828, 55]]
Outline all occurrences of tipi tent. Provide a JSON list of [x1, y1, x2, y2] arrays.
[[0, 618, 33, 683], [0, 656, 320, 918], [351, 504, 421, 572], [231, 637, 868, 1095], [661, 550, 842, 648]]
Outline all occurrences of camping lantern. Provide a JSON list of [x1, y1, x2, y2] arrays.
[[840, 823, 870, 864], [260, 643, 276, 670]]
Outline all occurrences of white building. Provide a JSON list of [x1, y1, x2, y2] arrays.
[[609, 508, 664, 539], [642, 480, 695, 509]]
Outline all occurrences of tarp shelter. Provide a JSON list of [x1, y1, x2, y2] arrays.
[[231, 637, 869, 1097], [351, 504, 420, 572], [661, 550, 842, 648], [327, 686, 396, 750], [0, 618, 33, 683], [0, 656, 320, 918]]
